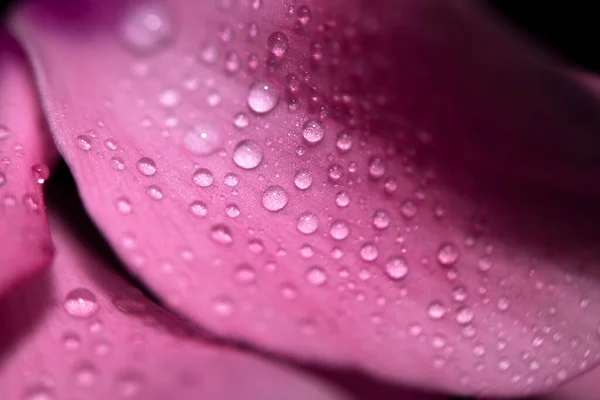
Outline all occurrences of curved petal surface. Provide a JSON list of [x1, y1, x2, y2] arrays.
[[0, 30, 55, 296], [1, 211, 419, 400], [10, 0, 600, 396]]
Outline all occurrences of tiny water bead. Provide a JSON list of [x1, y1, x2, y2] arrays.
[[372, 210, 391, 230], [335, 191, 350, 207], [183, 124, 222, 155], [305, 266, 327, 286], [248, 80, 280, 114], [335, 131, 353, 152], [115, 197, 133, 214], [385, 256, 409, 280], [233, 112, 249, 129], [136, 157, 157, 176], [328, 164, 344, 182], [427, 301, 447, 320], [329, 220, 350, 240], [31, 164, 50, 184], [233, 139, 264, 169], [360, 243, 379, 262], [111, 157, 126, 171], [76, 134, 92, 151], [224, 173, 240, 187], [302, 119, 325, 144], [212, 296, 235, 317], [192, 168, 214, 187], [297, 212, 318, 234], [210, 224, 233, 245], [293, 169, 313, 190], [261, 185, 289, 211], [120, 2, 173, 53], [368, 157, 386, 179], [437, 242, 460, 266], [190, 201, 208, 217], [64, 288, 99, 318], [146, 185, 164, 200], [267, 31, 289, 57]]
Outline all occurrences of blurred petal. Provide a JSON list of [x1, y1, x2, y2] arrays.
[[0, 30, 55, 296], [10, 0, 600, 397], [0, 212, 386, 400]]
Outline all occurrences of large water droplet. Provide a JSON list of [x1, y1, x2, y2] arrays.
[[293, 169, 313, 190], [210, 224, 233, 245], [136, 157, 157, 176], [385, 256, 409, 280], [248, 80, 280, 114], [183, 124, 222, 155], [192, 168, 214, 187], [64, 288, 99, 318], [261, 185, 289, 211], [437, 242, 460, 266], [233, 139, 264, 169], [267, 31, 289, 57], [302, 119, 325, 144], [297, 212, 318, 234], [121, 2, 173, 54]]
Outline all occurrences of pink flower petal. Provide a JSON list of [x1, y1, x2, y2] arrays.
[[0, 211, 445, 400], [10, 0, 600, 396], [0, 30, 55, 296]]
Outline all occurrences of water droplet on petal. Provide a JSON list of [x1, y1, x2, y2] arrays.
[[267, 31, 289, 57], [248, 80, 280, 114], [158, 88, 180, 108], [22, 385, 54, 400], [293, 169, 313, 190], [306, 265, 327, 286], [73, 361, 98, 387], [210, 224, 233, 245], [368, 157, 386, 179], [233, 112, 249, 129], [328, 164, 343, 182], [234, 264, 256, 284], [233, 139, 264, 169], [297, 212, 318, 234], [335, 131, 353, 152], [296, 5, 312, 25], [192, 168, 214, 187], [372, 210, 390, 230], [212, 296, 235, 317], [329, 220, 350, 240], [31, 164, 50, 184], [335, 191, 350, 207], [76, 134, 92, 151], [224, 173, 239, 187], [121, 2, 173, 54], [427, 301, 447, 320], [456, 306, 475, 325], [111, 157, 126, 171], [136, 157, 157, 176], [261, 185, 289, 211], [385, 256, 409, 280], [225, 203, 241, 218], [302, 119, 325, 144], [360, 243, 379, 262], [437, 242, 460, 266], [115, 197, 133, 214], [146, 185, 163, 200], [183, 124, 222, 155], [190, 201, 208, 217], [64, 288, 99, 318]]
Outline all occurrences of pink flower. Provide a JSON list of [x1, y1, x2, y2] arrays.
[[1, 0, 599, 398]]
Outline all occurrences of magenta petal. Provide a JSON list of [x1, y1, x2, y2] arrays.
[[0, 31, 55, 296], [10, 1, 600, 396], [0, 213, 383, 400]]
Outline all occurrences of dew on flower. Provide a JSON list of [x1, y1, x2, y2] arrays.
[[233, 139, 264, 169]]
